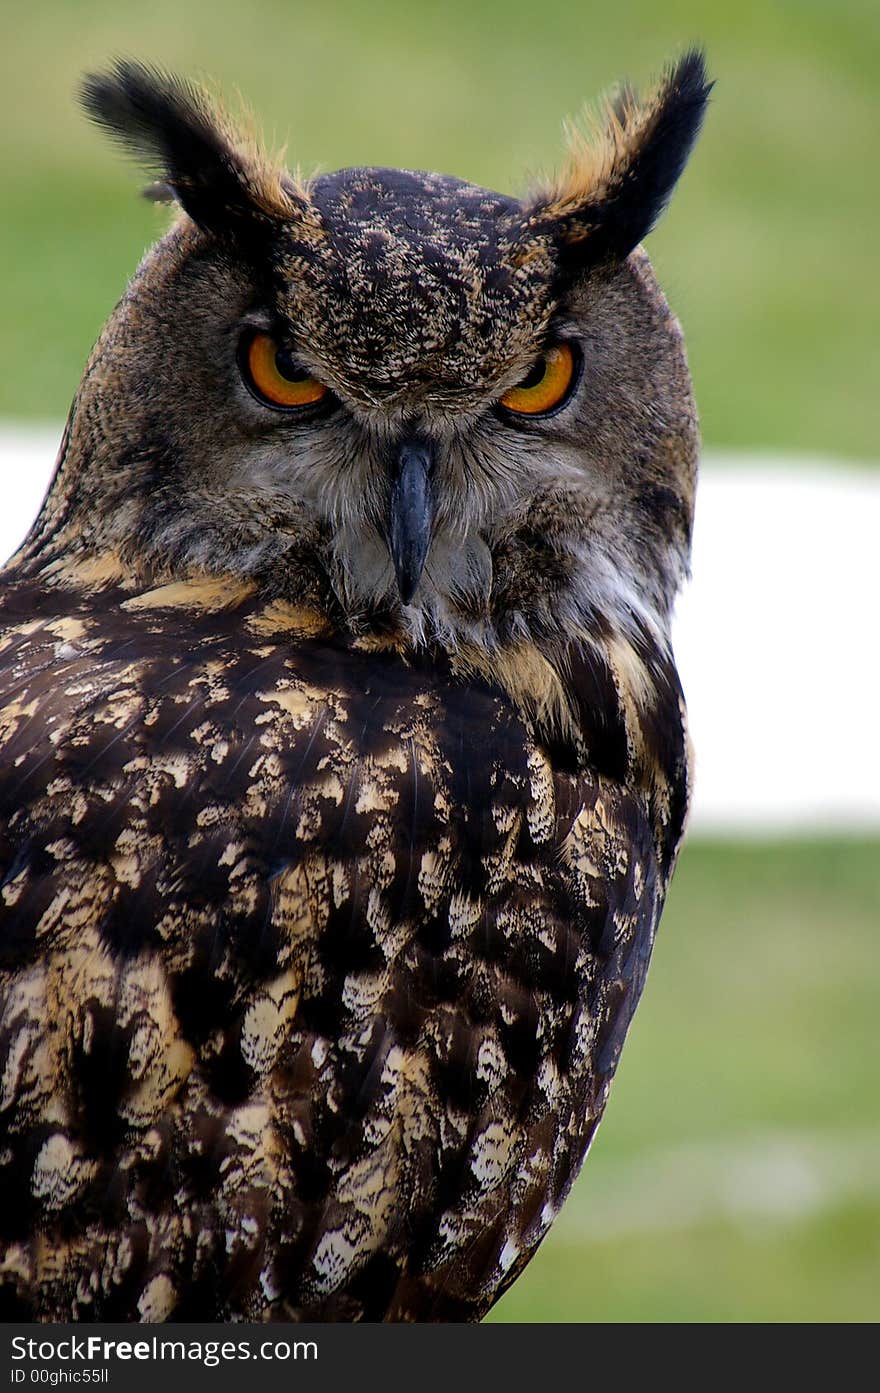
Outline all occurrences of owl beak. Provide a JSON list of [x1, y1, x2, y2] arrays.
[[389, 437, 434, 605]]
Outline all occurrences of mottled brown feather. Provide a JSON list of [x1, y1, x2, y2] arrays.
[[0, 572, 681, 1320]]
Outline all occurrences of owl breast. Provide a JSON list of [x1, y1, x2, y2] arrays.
[[0, 575, 664, 1321]]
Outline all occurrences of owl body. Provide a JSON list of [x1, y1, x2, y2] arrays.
[[0, 55, 708, 1320]]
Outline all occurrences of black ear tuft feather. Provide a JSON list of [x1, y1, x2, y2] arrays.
[[531, 49, 712, 266], [80, 59, 294, 233], [596, 49, 712, 259]]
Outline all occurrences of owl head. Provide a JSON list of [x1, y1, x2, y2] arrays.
[[33, 55, 710, 650]]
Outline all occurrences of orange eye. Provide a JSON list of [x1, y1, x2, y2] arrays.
[[241, 331, 330, 411], [499, 342, 579, 417]]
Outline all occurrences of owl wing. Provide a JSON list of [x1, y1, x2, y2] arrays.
[[0, 578, 665, 1321]]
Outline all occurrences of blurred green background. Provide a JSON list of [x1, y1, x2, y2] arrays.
[[2, 0, 878, 459], [2, 0, 878, 1323]]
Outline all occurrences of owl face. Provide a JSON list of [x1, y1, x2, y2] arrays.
[[65, 57, 709, 646]]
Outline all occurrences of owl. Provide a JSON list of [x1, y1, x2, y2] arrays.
[[0, 53, 708, 1321]]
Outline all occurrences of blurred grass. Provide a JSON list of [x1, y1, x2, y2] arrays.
[[491, 1203, 880, 1322], [1, 0, 878, 457], [489, 839, 880, 1322]]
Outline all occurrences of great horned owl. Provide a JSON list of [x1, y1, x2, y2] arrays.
[[0, 53, 709, 1321]]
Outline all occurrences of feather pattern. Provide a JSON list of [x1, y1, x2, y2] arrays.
[[0, 572, 681, 1320]]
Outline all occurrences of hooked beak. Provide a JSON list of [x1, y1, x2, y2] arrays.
[[388, 436, 434, 604]]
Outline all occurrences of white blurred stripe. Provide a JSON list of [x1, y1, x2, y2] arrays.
[[0, 423, 61, 563], [675, 454, 880, 833], [2, 425, 879, 832]]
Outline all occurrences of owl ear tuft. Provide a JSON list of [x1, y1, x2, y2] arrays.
[[80, 60, 304, 234], [529, 50, 712, 265]]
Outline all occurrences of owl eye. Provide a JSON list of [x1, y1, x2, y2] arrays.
[[240, 331, 331, 411], [499, 342, 579, 418]]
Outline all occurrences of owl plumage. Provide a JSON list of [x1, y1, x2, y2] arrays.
[[0, 54, 709, 1321]]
